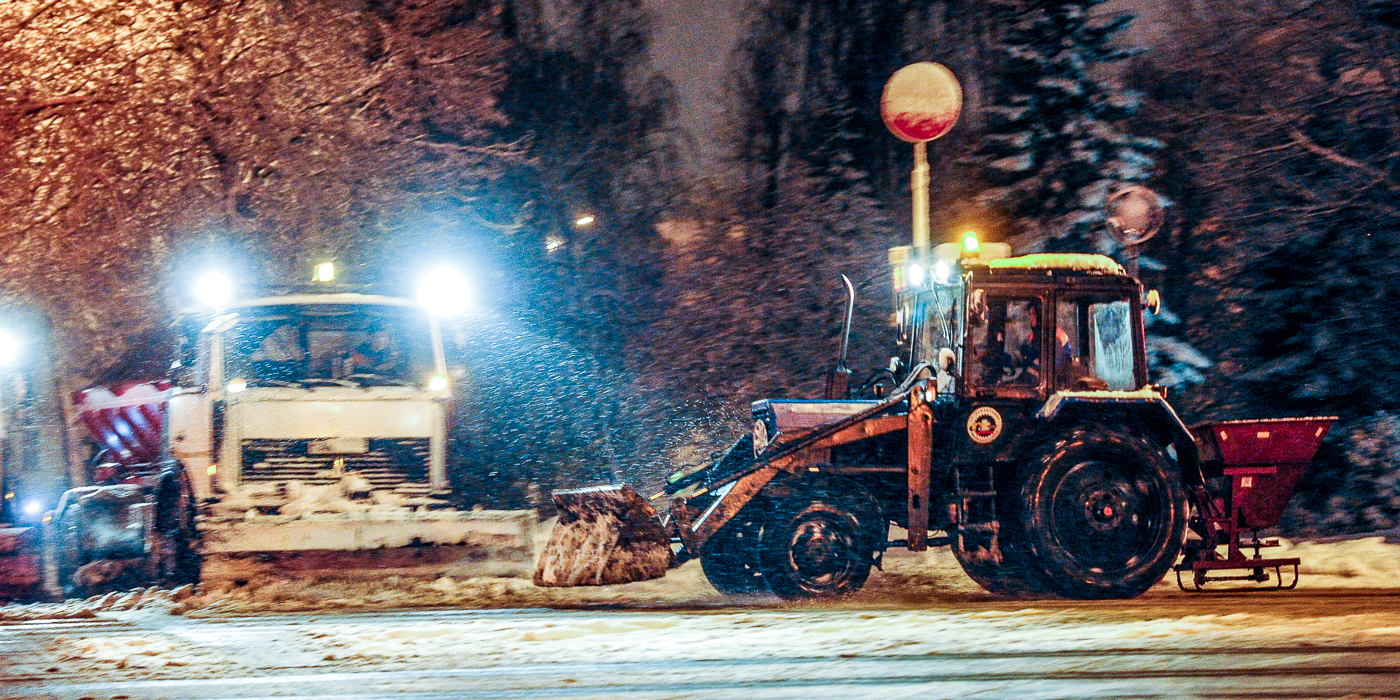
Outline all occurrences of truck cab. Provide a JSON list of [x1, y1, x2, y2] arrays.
[[169, 293, 452, 512]]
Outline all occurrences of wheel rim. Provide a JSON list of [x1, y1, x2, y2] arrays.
[[785, 513, 862, 593], [1047, 459, 1167, 574]]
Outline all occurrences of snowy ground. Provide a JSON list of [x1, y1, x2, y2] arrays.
[[4, 536, 1400, 621], [3, 539, 1400, 698]]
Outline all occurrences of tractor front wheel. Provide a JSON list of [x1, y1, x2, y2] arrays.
[[1021, 427, 1188, 599], [700, 513, 767, 596], [758, 487, 880, 600]]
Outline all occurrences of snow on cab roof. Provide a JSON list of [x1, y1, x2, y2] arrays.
[[987, 253, 1125, 275]]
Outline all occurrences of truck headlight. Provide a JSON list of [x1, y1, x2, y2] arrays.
[[417, 266, 472, 317]]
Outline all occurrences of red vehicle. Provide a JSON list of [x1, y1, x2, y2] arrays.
[[0, 382, 199, 600]]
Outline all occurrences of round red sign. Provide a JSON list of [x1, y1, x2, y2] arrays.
[[881, 63, 963, 143]]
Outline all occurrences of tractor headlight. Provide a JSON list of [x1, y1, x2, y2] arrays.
[[934, 260, 952, 284], [907, 263, 926, 287]]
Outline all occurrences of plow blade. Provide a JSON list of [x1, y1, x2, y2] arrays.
[[533, 485, 673, 587]]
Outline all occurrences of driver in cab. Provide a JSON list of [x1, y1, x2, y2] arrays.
[[347, 324, 404, 375]]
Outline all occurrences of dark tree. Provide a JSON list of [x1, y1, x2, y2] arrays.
[[0, 0, 513, 378], [972, 0, 1158, 253]]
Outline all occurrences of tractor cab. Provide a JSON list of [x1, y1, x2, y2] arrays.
[[890, 247, 1148, 407]]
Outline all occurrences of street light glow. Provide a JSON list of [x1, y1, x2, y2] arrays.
[[575, 215, 595, 227], [0, 331, 19, 367], [194, 271, 233, 309]]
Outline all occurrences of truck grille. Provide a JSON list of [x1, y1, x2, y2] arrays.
[[240, 438, 430, 488]]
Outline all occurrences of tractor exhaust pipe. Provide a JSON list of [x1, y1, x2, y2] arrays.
[[824, 274, 856, 400]]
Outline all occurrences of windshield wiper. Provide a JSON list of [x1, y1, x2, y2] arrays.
[[301, 377, 360, 388], [343, 373, 415, 387], [258, 378, 305, 388]]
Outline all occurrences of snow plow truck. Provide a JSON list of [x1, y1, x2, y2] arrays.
[[535, 237, 1333, 601], [1, 270, 537, 599]]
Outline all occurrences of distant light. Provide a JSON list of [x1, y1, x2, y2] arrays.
[[313, 262, 336, 282], [934, 260, 953, 284], [0, 331, 19, 367], [3, 492, 12, 500], [545, 235, 565, 253], [227, 377, 247, 393], [194, 271, 233, 309], [207, 465, 217, 476], [417, 266, 472, 317], [427, 374, 449, 392], [907, 263, 926, 287], [21, 500, 41, 517], [963, 231, 980, 253], [575, 215, 595, 227]]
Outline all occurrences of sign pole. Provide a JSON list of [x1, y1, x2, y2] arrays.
[[912, 141, 930, 260], [880, 62, 962, 262]]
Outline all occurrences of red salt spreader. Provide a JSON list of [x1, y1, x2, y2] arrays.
[[1176, 416, 1336, 591]]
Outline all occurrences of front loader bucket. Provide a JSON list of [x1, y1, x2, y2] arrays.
[[533, 485, 673, 587]]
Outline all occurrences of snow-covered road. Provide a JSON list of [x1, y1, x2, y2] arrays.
[[5, 540, 1400, 698], [5, 590, 1400, 699]]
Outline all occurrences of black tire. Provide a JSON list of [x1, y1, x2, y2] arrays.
[[1019, 426, 1188, 599], [951, 518, 1054, 597], [52, 502, 88, 599], [758, 484, 880, 601], [700, 511, 768, 596], [151, 475, 201, 587]]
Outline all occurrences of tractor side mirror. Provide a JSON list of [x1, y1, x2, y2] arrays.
[[937, 347, 955, 372], [968, 289, 987, 326], [1143, 289, 1162, 316]]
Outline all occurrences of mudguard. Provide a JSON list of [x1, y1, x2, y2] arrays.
[[1036, 388, 1203, 486]]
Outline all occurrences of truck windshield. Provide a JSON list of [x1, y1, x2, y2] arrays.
[[222, 304, 435, 387]]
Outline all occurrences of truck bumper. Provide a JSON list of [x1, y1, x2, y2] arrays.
[[197, 510, 537, 554]]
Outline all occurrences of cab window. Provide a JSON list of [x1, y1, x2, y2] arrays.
[[1054, 297, 1136, 391], [969, 296, 1044, 389]]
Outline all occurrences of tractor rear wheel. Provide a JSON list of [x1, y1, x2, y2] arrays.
[[758, 485, 880, 600], [700, 513, 767, 596], [951, 524, 1053, 597], [1020, 427, 1188, 599]]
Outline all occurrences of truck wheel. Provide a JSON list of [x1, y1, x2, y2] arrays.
[[1020, 427, 1188, 599], [700, 513, 768, 595], [52, 502, 88, 599], [758, 487, 879, 600], [151, 478, 201, 587]]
